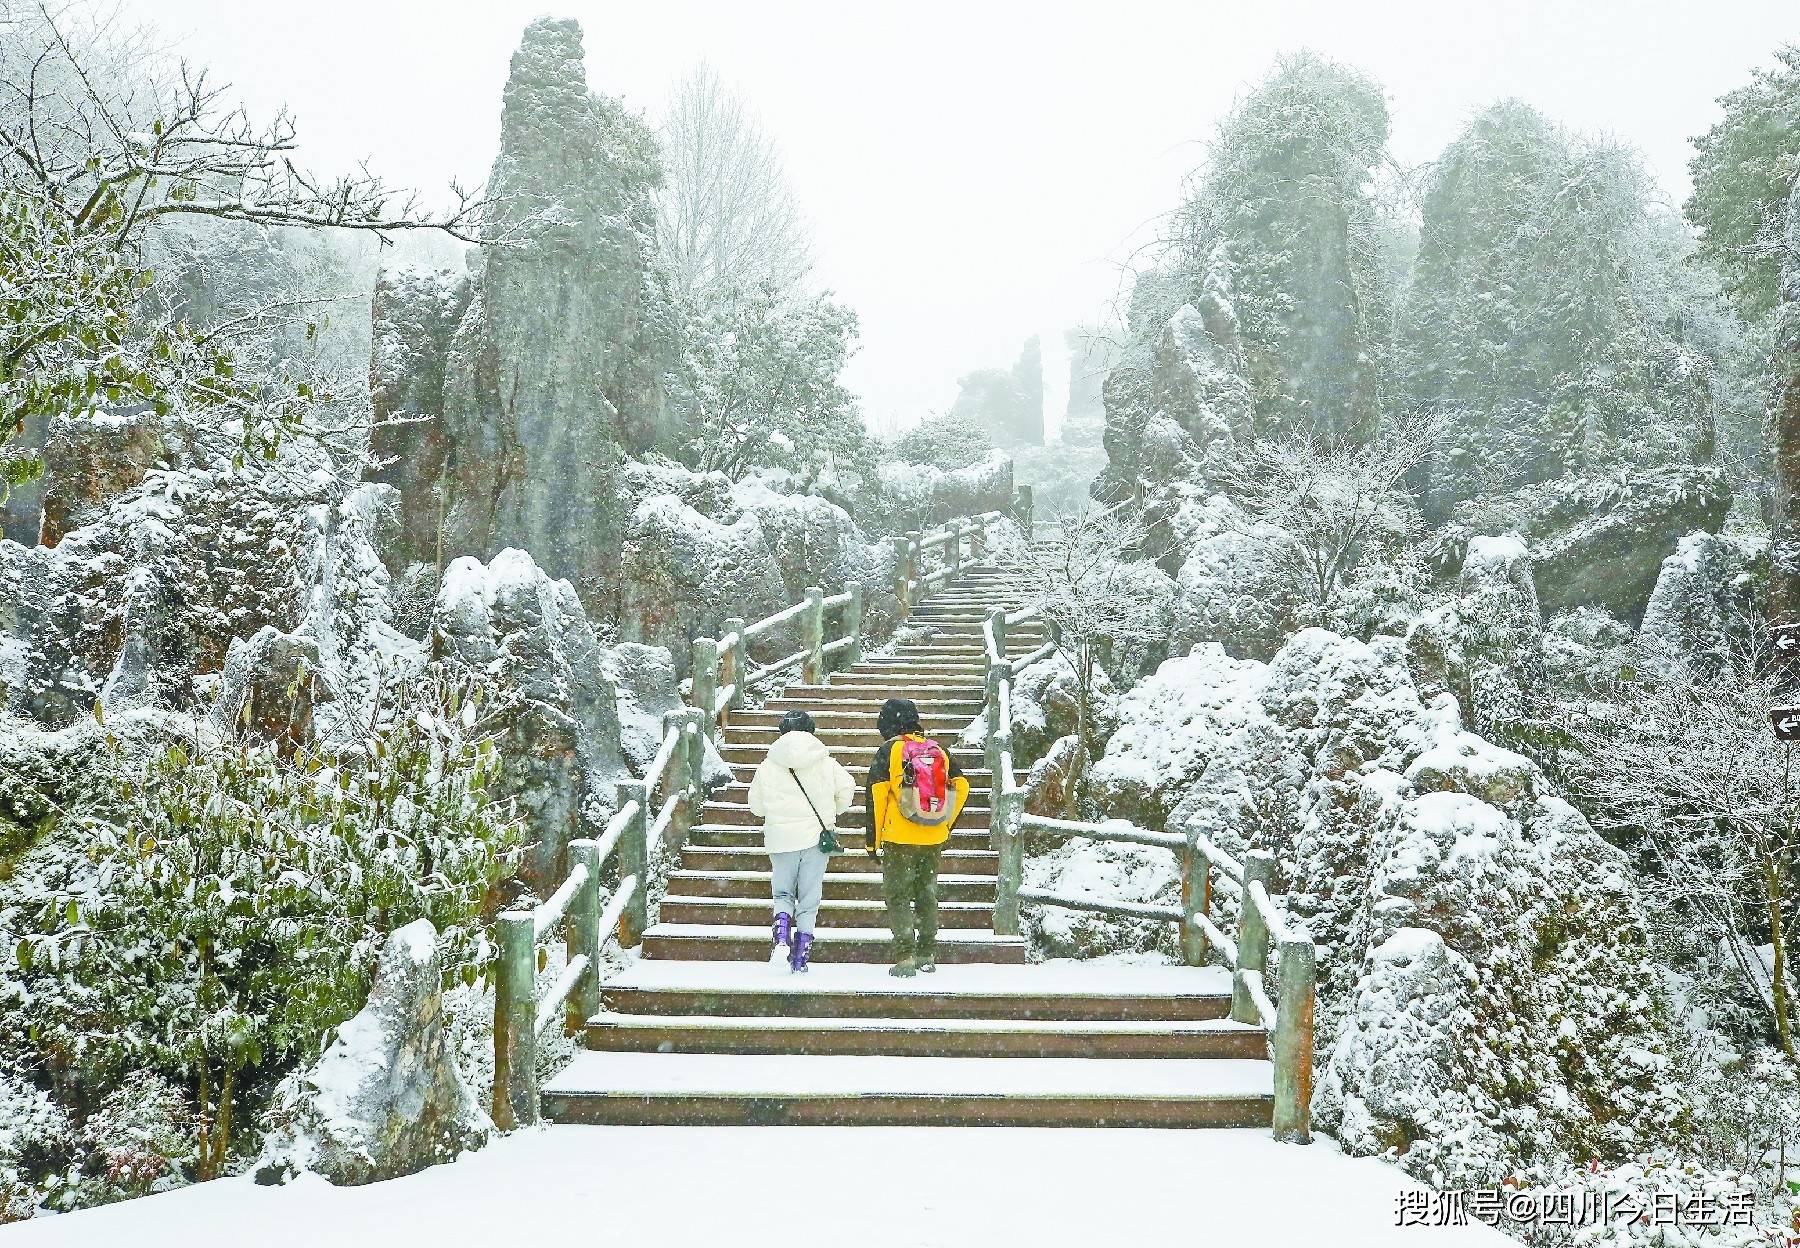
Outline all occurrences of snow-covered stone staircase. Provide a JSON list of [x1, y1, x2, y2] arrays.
[[544, 565, 1277, 1127]]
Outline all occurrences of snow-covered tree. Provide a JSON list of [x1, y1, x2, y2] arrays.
[[680, 281, 867, 479], [1227, 414, 1436, 629], [656, 63, 811, 312], [1000, 499, 1174, 768], [1567, 654, 1799, 1066]]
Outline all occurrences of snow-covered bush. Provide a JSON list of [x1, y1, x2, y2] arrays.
[[0, 1065, 74, 1224], [7, 668, 525, 1183]]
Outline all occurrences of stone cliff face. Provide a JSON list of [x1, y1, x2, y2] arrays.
[[369, 18, 675, 607]]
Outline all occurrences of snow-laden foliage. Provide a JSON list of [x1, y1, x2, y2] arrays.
[[2, 670, 524, 1197]]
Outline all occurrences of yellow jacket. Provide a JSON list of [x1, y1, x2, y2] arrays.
[[865, 734, 969, 848]]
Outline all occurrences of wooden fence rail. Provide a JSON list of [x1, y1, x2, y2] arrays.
[[976, 588, 1315, 1144]]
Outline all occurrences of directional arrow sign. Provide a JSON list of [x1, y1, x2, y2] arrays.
[[1771, 707, 1800, 741], [1776, 624, 1800, 662]]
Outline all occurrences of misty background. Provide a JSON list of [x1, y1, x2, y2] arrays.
[[137, 0, 1800, 436]]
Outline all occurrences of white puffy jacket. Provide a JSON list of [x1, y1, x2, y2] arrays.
[[746, 730, 856, 855]]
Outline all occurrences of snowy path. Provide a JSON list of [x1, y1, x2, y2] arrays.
[[11, 1126, 1509, 1247]]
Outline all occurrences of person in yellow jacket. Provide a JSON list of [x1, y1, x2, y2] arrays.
[[864, 697, 969, 976]]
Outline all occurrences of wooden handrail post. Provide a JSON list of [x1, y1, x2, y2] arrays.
[[721, 617, 745, 716], [983, 656, 1013, 785], [801, 586, 826, 684], [904, 531, 922, 607], [690, 636, 718, 732], [492, 911, 537, 1130], [684, 707, 709, 808], [890, 537, 912, 618], [949, 520, 963, 579], [843, 581, 865, 667], [991, 735, 1022, 936], [567, 838, 602, 1032], [1231, 850, 1275, 1025], [615, 780, 650, 946], [1273, 936, 1316, 1144], [1015, 485, 1034, 542], [659, 710, 693, 853], [1180, 829, 1212, 967], [987, 606, 1007, 663], [971, 514, 986, 560]]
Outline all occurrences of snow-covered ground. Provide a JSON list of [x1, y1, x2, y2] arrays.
[[10, 1126, 1509, 1247]]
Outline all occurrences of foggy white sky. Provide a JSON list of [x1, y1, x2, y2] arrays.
[[135, 0, 1797, 436]]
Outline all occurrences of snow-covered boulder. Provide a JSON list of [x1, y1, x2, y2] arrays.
[[1635, 530, 1764, 677], [37, 408, 164, 548], [977, 651, 1117, 768], [0, 457, 405, 737], [619, 497, 791, 673], [430, 548, 632, 890], [1404, 533, 1546, 746], [1024, 833, 1179, 960], [1087, 645, 1265, 830], [1170, 493, 1298, 661], [1088, 627, 1680, 1182], [256, 920, 491, 1187], [1452, 466, 1730, 623], [209, 626, 330, 756]]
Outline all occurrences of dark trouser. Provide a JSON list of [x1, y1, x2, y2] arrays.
[[881, 842, 941, 962]]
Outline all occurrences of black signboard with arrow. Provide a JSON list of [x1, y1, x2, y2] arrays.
[[1770, 625, 1800, 740]]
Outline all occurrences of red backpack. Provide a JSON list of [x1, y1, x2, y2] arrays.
[[896, 735, 954, 827]]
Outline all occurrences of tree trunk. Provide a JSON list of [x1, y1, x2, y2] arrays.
[[1765, 850, 1798, 1066], [1770, 177, 1800, 624]]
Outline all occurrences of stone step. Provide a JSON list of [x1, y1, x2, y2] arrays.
[[722, 757, 994, 780], [698, 802, 991, 829], [818, 677, 986, 694], [727, 709, 973, 731], [596, 961, 1238, 1022], [542, 1052, 1273, 1127], [686, 825, 994, 851], [773, 687, 984, 708], [657, 895, 995, 928], [763, 694, 983, 715], [716, 743, 984, 768], [640, 923, 1027, 964], [680, 845, 997, 874], [714, 768, 1008, 793], [664, 870, 998, 903], [722, 726, 979, 751], [584, 1012, 1265, 1060]]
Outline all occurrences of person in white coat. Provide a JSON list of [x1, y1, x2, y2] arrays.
[[746, 710, 855, 972]]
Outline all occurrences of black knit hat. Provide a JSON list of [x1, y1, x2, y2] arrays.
[[876, 697, 922, 740], [776, 710, 816, 736]]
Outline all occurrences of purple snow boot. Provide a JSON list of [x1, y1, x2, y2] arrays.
[[789, 932, 815, 973], [772, 912, 793, 949]]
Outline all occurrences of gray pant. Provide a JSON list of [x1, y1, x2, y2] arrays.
[[769, 845, 830, 934]]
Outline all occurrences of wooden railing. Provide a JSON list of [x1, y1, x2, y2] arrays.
[[977, 596, 1316, 1144], [888, 509, 1010, 619], [491, 707, 706, 1128]]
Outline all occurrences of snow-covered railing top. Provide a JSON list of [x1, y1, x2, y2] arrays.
[[974, 592, 1315, 1145]]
